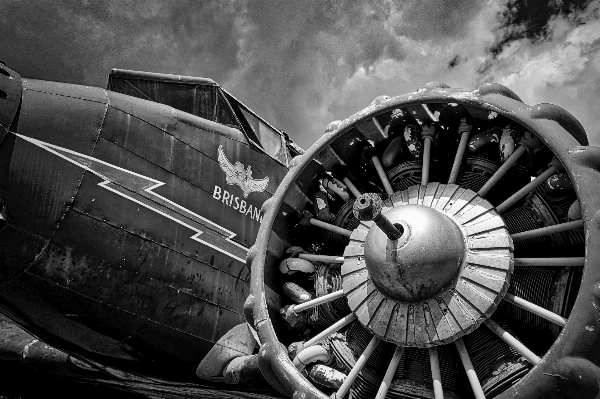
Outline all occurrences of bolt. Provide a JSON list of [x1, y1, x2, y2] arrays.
[[353, 193, 402, 240]]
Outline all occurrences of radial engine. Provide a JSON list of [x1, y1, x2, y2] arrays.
[[247, 83, 600, 399]]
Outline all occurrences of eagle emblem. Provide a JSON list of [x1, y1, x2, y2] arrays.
[[217, 145, 269, 198]]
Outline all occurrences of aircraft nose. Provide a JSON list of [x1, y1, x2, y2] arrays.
[[0, 61, 23, 133]]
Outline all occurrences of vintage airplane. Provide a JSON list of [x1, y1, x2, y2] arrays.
[[1, 58, 599, 399], [0, 64, 298, 397]]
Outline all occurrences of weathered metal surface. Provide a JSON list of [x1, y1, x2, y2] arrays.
[[0, 80, 107, 241], [99, 103, 276, 248], [340, 184, 512, 347], [282, 282, 313, 304], [477, 82, 523, 102], [278, 258, 316, 275], [71, 141, 249, 275], [21, 79, 108, 149], [5, 136, 252, 366], [0, 312, 100, 375], [196, 323, 256, 380], [109, 68, 218, 86], [359, 203, 464, 301], [307, 364, 346, 389], [352, 193, 402, 240], [0, 312, 281, 398], [0, 224, 47, 280], [0, 68, 292, 386], [2, 62, 598, 399], [0, 63, 22, 141], [103, 94, 281, 195], [0, 279, 143, 362], [530, 102, 588, 145]]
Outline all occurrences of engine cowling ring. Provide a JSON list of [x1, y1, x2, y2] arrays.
[[248, 83, 598, 399]]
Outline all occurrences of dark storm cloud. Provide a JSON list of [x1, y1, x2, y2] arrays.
[[480, 0, 600, 145], [0, 0, 243, 86], [0, 0, 494, 148], [448, 55, 461, 68], [225, 0, 491, 147], [224, 1, 411, 147], [490, 0, 595, 56], [2, 0, 599, 148]]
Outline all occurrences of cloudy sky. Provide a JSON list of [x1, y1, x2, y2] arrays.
[[1, 0, 599, 149]]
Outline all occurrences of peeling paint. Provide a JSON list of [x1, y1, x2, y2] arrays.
[[403, 124, 422, 158], [571, 148, 587, 153], [391, 108, 404, 119], [307, 364, 345, 389], [448, 90, 477, 100], [282, 282, 312, 304], [543, 372, 568, 380], [316, 198, 327, 210], [21, 339, 38, 358], [500, 127, 517, 162]]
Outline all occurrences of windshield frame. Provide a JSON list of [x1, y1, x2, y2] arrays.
[[221, 89, 290, 167]]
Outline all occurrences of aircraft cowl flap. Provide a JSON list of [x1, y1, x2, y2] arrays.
[[196, 323, 257, 381]]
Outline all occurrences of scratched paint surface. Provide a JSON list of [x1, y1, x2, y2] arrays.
[[0, 312, 282, 397], [0, 77, 290, 370]]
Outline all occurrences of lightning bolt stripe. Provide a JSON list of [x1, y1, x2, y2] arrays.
[[14, 133, 248, 263]]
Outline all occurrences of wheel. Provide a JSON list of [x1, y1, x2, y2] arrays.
[[247, 83, 600, 399]]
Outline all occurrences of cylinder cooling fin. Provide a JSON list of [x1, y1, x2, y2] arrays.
[[248, 83, 600, 399]]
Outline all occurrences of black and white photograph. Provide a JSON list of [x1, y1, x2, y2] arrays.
[[0, 1, 599, 398]]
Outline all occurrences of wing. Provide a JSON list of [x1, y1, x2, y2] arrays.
[[247, 176, 269, 194], [217, 145, 237, 179]]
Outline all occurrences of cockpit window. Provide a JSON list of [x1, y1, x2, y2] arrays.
[[215, 91, 237, 126], [238, 108, 287, 164], [108, 74, 238, 127], [108, 70, 294, 166], [223, 91, 290, 166]]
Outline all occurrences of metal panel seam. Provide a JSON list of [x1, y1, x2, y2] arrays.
[[22, 87, 109, 105], [98, 133, 275, 203], [7, 92, 110, 286], [22, 270, 231, 341], [0, 224, 49, 288], [21, 251, 242, 315], [176, 115, 248, 145], [70, 207, 249, 284], [107, 102, 248, 146], [47, 89, 110, 246]]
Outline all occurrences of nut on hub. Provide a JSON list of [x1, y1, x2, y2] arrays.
[[353, 193, 402, 240]]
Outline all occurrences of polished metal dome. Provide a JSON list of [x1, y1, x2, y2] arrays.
[[363, 204, 465, 302], [342, 184, 513, 347]]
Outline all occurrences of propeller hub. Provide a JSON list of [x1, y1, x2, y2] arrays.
[[341, 184, 514, 347], [364, 204, 465, 302]]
